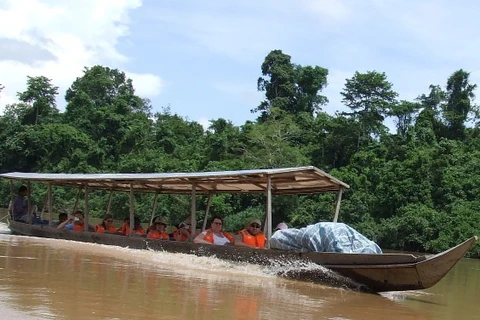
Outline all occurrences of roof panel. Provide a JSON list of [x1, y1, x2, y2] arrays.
[[0, 166, 349, 195]]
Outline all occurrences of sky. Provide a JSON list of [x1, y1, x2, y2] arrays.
[[1, 0, 479, 130]]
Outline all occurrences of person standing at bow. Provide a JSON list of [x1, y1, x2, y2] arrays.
[[194, 217, 233, 245], [12, 186, 28, 222]]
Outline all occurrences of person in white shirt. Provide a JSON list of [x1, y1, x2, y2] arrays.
[[194, 216, 233, 245]]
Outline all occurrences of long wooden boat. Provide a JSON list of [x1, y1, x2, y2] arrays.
[[1, 167, 477, 292]]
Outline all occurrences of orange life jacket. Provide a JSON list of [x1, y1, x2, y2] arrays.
[[173, 230, 192, 242], [135, 228, 146, 236], [147, 230, 169, 240], [203, 229, 233, 244], [118, 223, 145, 236], [73, 224, 84, 232], [95, 225, 117, 233], [239, 229, 266, 248]]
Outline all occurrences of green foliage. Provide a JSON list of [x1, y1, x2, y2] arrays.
[[242, 108, 309, 168], [223, 206, 264, 233], [341, 71, 398, 141], [443, 69, 477, 140], [254, 49, 328, 121], [17, 76, 60, 125], [378, 204, 436, 251]]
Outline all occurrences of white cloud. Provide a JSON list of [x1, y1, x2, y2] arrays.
[[127, 72, 164, 98], [0, 0, 163, 114], [299, 0, 352, 22], [211, 81, 263, 106]]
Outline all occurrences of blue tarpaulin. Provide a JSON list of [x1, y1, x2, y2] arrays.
[[270, 222, 382, 254]]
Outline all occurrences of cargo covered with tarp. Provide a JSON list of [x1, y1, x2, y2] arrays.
[[270, 222, 382, 254]]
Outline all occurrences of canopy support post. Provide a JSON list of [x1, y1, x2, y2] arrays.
[[106, 190, 114, 216], [40, 193, 48, 220], [150, 193, 159, 225], [190, 184, 197, 241], [266, 175, 272, 249], [9, 181, 14, 219], [202, 192, 213, 231], [84, 184, 89, 231], [47, 183, 53, 226], [333, 188, 344, 223], [73, 187, 81, 214], [27, 181, 32, 224], [129, 184, 134, 236]]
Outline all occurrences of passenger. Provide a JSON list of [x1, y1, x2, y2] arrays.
[[173, 218, 192, 242], [194, 216, 233, 245], [57, 211, 95, 232], [147, 219, 169, 240], [275, 222, 288, 231], [12, 185, 28, 222], [117, 216, 145, 236], [234, 218, 267, 249], [146, 216, 161, 234], [95, 214, 116, 233], [133, 217, 146, 236], [52, 212, 68, 227]]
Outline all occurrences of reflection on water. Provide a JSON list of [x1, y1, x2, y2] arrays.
[[0, 223, 477, 319]]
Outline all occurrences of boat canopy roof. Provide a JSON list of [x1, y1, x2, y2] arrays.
[[0, 166, 349, 195]]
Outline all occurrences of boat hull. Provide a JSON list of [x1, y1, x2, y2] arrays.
[[7, 220, 476, 292]]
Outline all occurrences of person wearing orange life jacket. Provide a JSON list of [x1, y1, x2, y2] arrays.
[[147, 219, 170, 240], [173, 217, 193, 241], [117, 216, 145, 236], [194, 216, 233, 245], [146, 216, 162, 234], [57, 211, 95, 232], [95, 214, 117, 233], [234, 218, 266, 249]]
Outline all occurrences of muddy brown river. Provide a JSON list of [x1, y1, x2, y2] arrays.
[[0, 223, 478, 320]]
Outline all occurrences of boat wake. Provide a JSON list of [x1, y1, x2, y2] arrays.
[[266, 258, 368, 292]]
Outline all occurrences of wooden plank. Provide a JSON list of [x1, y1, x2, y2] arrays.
[[202, 192, 214, 231], [129, 184, 134, 237], [106, 190, 114, 216], [47, 183, 53, 227], [27, 181, 32, 224], [9, 181, 14, 218], [333, 188, 343, 222], [301, 251, 425, 265], [84, 184, 89, 232], [266, 176, 272, 249], [72, 187, 81, 214], [190, 184, 196, 241], [150, 193, 159, 225]]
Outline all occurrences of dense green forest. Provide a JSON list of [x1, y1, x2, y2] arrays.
[[1, 50, 480, 256]]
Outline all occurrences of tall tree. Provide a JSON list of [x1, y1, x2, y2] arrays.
[[254, 50, 328, 121], [416, 84, 446, 141], [443, 69, 477, 140], [17, 76, 59, 125], [243, 108, 308, 168], [389, 100, 421, 137], [341, 71, 398, 144], [64, 66, 153, 168]]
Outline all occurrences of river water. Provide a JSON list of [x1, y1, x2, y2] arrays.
[[0, 223, 479, 320]]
